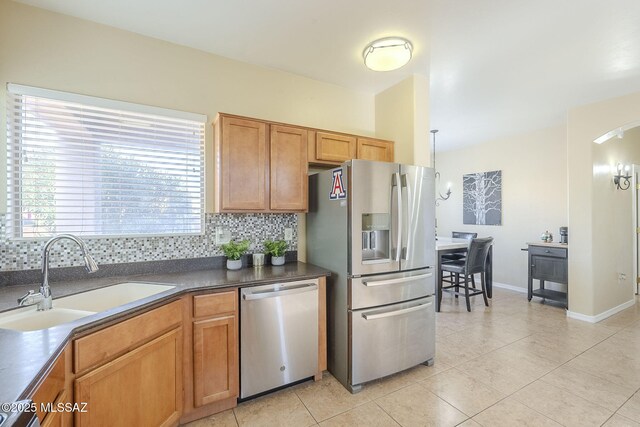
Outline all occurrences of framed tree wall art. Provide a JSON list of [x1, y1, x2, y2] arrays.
[[463, 170, 502, 225]]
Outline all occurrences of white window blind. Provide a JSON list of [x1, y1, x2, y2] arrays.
[[6, 84, 206, 238]]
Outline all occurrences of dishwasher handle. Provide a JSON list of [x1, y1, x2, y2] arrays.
[[242, 283, 318, 301]]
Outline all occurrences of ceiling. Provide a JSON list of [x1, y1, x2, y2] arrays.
[[13, 0, 640, 151]]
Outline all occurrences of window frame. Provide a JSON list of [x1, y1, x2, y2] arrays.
[[6, 83, 207, 240]]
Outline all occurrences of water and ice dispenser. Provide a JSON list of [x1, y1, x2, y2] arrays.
[[361, 213, 390, 262]]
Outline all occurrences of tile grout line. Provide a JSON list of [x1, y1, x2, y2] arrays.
[[413, 377, 471, 415], [292, 379, 376, 424], [291, 385, 324, 425], [462, 384, 560, 427], [609, 389, 640, 419], [224, 292, 638, 427], [497, 329, 623, 425], [232, 407, 240, 427], [436, 326, 595, 424], [426, 341, 565, 425], [368, 400, 402, 427]]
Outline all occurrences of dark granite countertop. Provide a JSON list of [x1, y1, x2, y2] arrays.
[[0, 262, 330, 405]]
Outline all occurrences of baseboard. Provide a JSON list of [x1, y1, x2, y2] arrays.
[[567, 298, 636, 323], [492, 282, 527, 294]]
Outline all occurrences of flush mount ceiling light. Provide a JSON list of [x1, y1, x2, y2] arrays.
[[363, 37, 413, 71]]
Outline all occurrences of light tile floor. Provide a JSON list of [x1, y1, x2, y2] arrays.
[[184, 288, 640, 427]]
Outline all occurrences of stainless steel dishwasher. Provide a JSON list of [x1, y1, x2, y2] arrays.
[[240, 279, 319, 399]]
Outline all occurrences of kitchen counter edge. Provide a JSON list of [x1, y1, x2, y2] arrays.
[[0, 262, 331, 405]]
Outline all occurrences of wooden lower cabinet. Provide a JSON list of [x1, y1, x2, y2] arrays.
[[40, 390, 71, 427], [181, 291, 239, 424], [32, 344, 72, 427], [26, 280, 325, 426], [193, 314, 238, 406], [74, 328, 183, 427]]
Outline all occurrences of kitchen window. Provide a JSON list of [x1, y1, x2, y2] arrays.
[[6, 84, 206, 238]]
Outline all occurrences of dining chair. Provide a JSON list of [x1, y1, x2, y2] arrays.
[[441, 231, 478, 288], [442, 231, 478, 261], [439, 237, 493, 312]]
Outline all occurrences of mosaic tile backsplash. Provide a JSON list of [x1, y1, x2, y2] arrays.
[[0, 213, 297, 272]]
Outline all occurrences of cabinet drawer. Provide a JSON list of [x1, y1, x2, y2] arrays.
[[528, 246, 567, 258], [351, 296, 435, 385], [193, 291, 237, 318], [74, 300, 182, 373]]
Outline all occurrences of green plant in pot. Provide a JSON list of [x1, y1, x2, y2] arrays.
[[264, 239, 288, 266], [221, 240, 250, 270]]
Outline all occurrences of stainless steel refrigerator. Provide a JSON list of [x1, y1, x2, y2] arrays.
[[307, 159, 436, 393]]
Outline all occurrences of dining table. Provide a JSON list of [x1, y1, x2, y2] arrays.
[[435, 236, 493, 311]]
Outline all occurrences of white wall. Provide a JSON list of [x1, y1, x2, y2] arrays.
[[375, 75, 431, 167], [568, 91, 640, 316], [436, 125, 568, 290], [591, 127, 640, 314], [0, 0, 376, 214]]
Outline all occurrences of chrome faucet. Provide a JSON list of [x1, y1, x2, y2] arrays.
[[17, 234, 99, 311]]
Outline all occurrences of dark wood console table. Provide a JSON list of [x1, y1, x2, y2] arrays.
[[526, 242, 568, 308]]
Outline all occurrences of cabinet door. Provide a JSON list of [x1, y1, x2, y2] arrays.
[[357, 137, 394, 162], [75, 328, 183, 427], [219, 116, 268, 211], [531, 255, 568, 283], [33, 348, 65, 423], [270, 125, 308, 211], [315, 132, 356, 163], [193, 315, 238, 407], [40, 389, 71, 427]]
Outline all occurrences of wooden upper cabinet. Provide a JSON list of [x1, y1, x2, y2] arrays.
[[356, 137, 394, 163], [214, 113, 394, 211], [309, 132, 394, 165], [216, 116, 268, 211], [270, 125, 308, 211], [314, 132, 357, 163], [214, 114, 307, 212]]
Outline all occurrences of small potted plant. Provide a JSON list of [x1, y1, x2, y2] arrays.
[[221, 240, 250, 270], [264, 239, 288, 266]]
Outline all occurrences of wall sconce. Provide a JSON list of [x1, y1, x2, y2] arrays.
[[613, 163, 631, 190], [431, 129, 452, 205]]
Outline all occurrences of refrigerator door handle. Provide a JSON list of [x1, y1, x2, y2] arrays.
[[400, 173, 412, 260], [362, 301, 433, 320], [362, 272, 433, 287], [393, 172, 402, 262]]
